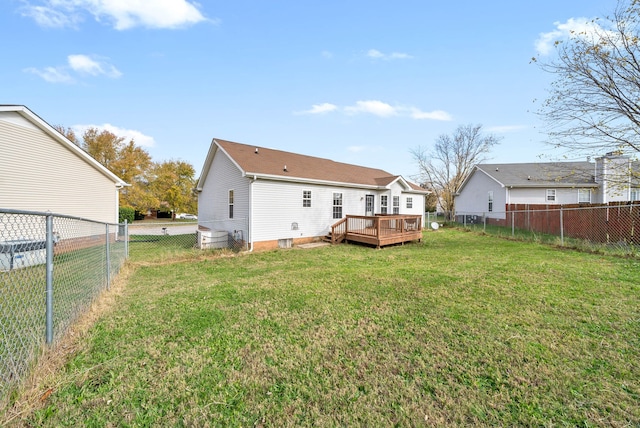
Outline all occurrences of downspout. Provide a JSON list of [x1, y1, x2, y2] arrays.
[[248, 175, 257, 252]]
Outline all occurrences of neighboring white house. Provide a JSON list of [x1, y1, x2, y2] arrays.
[[196, 139, 428, 250], [0, 105, 127, 223], [455, 153, 640, 220]]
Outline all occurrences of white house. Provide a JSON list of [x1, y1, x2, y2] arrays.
[[0, 105, 127, 223], [196, 139, 428, 250], [455, 153, 640, 220]]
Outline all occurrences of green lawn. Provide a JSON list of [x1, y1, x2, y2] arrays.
[[5, 229, 640, 426]]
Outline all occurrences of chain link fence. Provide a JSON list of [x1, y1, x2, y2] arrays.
[[127, 221, 198, 262], [453, 203, 640, 256], [0, 208, 127, 405]]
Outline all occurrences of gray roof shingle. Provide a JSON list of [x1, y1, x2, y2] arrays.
[[476, 162, 597, 187]]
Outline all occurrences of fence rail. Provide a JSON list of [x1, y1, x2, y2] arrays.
[[0, 208, 128, 405], [454, 203, 640, 255]]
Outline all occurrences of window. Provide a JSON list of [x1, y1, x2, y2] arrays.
[[406, 197, 413, 209], [380, 195, 388, 214], [578, 189, 591, 203], [303, 190, 311, 207], [333, 192, 343, 219], [546, 189, 556, 202], [393, 196, 400, 214], [631, 188, 640, 201], [228, 190, 234, 218], [488, 191, 494, 212]]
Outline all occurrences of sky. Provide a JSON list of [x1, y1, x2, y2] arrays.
[[0, 0, 618, 181]]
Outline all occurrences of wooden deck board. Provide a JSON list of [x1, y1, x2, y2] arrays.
[[332, 214, 423, 248]]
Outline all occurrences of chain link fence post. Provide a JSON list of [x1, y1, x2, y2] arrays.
[[105, 223, 110, 291], [124, 219, 129, 258], [45, 212, 54, 345], [560, 207, 564, 246]]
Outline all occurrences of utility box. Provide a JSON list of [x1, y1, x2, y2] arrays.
[[197, 229, 228, 249], [0, 239, 47, 271]]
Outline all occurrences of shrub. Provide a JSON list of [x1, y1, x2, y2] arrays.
[[119, 206, 135, 223]]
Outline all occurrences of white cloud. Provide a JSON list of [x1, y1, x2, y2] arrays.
[[297, 100, 452, 121], [409, 108, 452, 121], [367, 49, 413, 60], [23, 66, 75, 84], [73, 123, 156, 147], [21, 5, 83, 28], [344, 100, 399, 117], [535, 17, 615, 55], [25, 54, 122, 83], [294, 103, 338, 115], [21, 0, 210, 30], [321, 51, 333, 59], [68, 54, 122, 78]]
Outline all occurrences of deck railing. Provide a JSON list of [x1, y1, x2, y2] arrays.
[[331, 214, 422, 247], [331, 217, 348, 244]]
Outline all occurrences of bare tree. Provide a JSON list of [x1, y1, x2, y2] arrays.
[[411, 124, 501, 215], [535, 0, 640, 158]]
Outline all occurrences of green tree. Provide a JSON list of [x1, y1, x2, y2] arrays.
[[82, 128, 123, 170], [411, 124, 500, 215], [80, 127, 155, 211], [111, 140, 155, 210], [149, 160, 197, 218]]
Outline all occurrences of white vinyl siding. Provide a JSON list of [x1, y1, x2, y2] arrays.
[[197, 148, 250, 235], [454, 170, 506, 220], [0, 118, 118, 223]]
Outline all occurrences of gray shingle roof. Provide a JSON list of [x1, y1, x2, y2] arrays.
[[476, 162, 597, 187]]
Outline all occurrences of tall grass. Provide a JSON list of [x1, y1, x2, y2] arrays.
[[4, 229, 640, 426]]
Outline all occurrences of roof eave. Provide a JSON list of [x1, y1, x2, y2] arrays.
[[246, 172, 397, 190]]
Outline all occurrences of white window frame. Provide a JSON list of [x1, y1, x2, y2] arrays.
[[488, 191, 494, 212], [380, 195, 388, 214], [303, 190, 311, 207], [332, 192, 343, 219], [393, 196, 400, 214], [631, 188, 640, 201], [228, 189, 234, 219], [578, 188, 591, 203], [406, 197, 413, 209], [546, 189, 556, 202]]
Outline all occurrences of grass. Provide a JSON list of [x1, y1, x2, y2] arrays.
[[456, 221, 640, 257], [1, 241, 126, 405], [3, 228, 640, 426]]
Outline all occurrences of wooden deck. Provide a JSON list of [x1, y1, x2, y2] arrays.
[[330, 214, 423, 248]]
